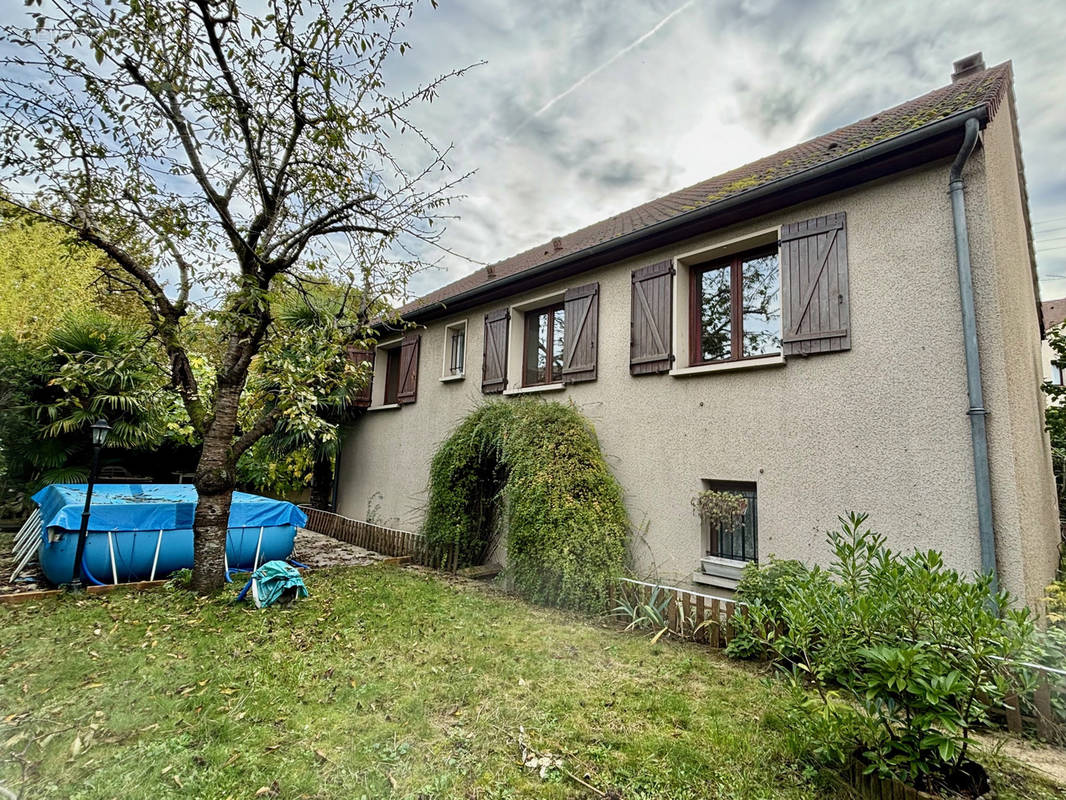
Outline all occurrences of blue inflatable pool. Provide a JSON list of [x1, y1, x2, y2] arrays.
[[32, 484, 307, 585]]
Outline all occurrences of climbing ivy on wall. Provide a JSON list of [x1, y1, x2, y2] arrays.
[[423, 399, 630, 611]]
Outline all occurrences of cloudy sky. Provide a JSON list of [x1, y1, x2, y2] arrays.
[[382, 0, 1066, 301]]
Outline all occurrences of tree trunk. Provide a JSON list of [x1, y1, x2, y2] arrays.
[[309, 452, 334, 510], [190, 382, 242, 593]]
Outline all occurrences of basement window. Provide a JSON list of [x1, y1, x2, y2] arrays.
[[701, 481, 758, 563]]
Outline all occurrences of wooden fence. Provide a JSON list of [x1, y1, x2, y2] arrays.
[[609, 577, 744, 649], [298, 506, 457, 569]]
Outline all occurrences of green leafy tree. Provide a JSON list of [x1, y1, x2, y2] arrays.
[[0, 0, 471, 591], [0, 205, 143, 340], [239, 286, 375, 506], [0, 312, 170, 514]]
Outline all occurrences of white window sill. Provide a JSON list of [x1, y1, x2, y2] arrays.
[[439, 373, 465, 383], [669, 354, 784, 378], [701, 555, 750, 570], [368, 403, 401, 412], [502, 382, 565, 396]]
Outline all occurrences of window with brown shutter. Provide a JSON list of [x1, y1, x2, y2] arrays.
[[562, 282, 599, 384], [382, 347, 402, 405], [482, 308, 509, 394], [689, 247, 781, 365], [630, 260, 674, 375], [396, 333, 420, 404], [345, 345, 375, 408], [780, 212, 850, 356], [522, 302, 565, 387]]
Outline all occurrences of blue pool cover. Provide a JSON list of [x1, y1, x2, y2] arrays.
[[32, 484, 307, 531]]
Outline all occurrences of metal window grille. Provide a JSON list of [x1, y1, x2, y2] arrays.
[[703, 484, 758, 562], [449, 329, 465, 374]]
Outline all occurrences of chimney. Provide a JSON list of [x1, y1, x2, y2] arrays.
[[551, 236, 564, 253], [952, 52, 985, 83]]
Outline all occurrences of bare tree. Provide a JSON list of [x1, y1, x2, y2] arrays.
[[0, 0, 473, 591]]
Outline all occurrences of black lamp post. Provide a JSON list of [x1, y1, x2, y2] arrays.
[[68, 418, 111, 592]]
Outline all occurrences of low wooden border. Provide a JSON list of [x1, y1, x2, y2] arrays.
[[609, 577, 744, 649], [0, 579, 167, 606], [299, 506, 456, 569]]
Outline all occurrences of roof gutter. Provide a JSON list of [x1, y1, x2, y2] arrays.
[[402, 105, 991, 325], [949, 116, 998, 592]]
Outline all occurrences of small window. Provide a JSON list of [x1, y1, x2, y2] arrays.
[[383, 346, 402, 405], [523, 302, 565, 386], [701, 481, 758, 563], [449, 328, 465, 375], [1052, 363, 1065, 387], [443, 321, 466, 377], [690, 248, 780, 365]]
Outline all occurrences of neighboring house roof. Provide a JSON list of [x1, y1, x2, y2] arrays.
[[1042, 298, 1066, 330], [401, 62, 1012, 321]]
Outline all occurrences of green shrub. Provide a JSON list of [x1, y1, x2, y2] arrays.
[[422, 399, 629, 611], [743, 512, 1033, 793], [726, 558, 808, 659]]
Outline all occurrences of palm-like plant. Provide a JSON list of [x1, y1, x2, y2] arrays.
[[0, 311, 168, 503], [41, 311, 165, 449]]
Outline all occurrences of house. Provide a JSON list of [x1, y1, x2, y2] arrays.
[[1041, 297, 1066, 386], [337, 54, 1060, 607]]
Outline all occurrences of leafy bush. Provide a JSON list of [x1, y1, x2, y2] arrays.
[[726, 558, 808, 659], [611, 583, 671, 641], [743, 512, 1033, 793], [422, 399, 629, 611]]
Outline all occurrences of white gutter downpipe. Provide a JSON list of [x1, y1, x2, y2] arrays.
[[950, 116, 997, 590]]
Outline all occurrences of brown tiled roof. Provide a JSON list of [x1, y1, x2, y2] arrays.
[[1042, 298, 1066, 329], [404, 62, 1011, 316]]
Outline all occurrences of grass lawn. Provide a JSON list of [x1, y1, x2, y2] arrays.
[[1, 565, 1061, 800]]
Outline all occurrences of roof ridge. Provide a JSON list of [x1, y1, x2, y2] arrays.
[[402, 62, 1012, 316]]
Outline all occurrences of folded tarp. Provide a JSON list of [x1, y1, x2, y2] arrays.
[[32, 484, 307, 532]]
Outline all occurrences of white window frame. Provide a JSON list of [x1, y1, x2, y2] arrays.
[[440, 319, 467, 382], [503, 290, 567, 395]]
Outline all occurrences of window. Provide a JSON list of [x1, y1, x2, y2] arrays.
[[449, 327, 465, 375], [702, 482, 758, 563], [689, 247, 780, 365], [1052, 362, 1065, 387], [522, 302, 565, 386], [383, 346, 402, 405]]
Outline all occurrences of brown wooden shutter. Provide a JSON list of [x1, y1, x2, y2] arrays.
[[346, 345, 374, 408], [396, 333, 420, 404], [780, 212, 850, 356], [562, 282, 599, 384], [630, 260, 674, 375], [482, 308, 509, 394]]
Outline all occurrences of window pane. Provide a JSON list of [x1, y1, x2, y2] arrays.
[[450, 330, 464, 373], [551, 308, 565, 381], [384, 348, 401, 404], [706, 488, 757, 562], [699, 267, 732, 361], [741, 253, 780, 357], [524, 311, 549, 385]]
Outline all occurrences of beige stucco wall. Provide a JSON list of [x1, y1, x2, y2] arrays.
[[337, 110, 1059, 606], [972, 92, 1061, 606]]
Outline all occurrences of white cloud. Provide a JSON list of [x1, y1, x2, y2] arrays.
[[388, 0, 1066, 299]]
